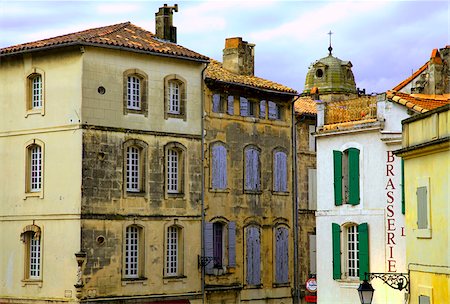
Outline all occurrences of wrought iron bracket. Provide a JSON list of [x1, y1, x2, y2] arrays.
[[364, 272, 409, 292], [198, 255, 214, 268]]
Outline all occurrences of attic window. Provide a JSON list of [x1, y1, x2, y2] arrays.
[[316, 69, 323, 78]]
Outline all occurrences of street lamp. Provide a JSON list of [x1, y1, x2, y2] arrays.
[[357, 280, 374, 304]]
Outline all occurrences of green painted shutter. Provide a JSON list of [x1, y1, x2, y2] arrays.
[[358, 223, 369, 281], [332, 223, 341, 279], [401, 159, 405, 215], [348, 148, 360, 205], [333, 151, 343, 206]]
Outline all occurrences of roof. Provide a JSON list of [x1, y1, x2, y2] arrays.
[[386, 90, 450, 113], [392, 61, 428, 91], [0, 22, 208, 62], [294, 97, 317, 116], [205, 59, 297, 94]]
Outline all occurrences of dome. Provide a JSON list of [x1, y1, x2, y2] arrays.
[[303, 53, 357, 95]]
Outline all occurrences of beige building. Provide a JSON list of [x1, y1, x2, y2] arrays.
[[0, 6, 208, 304], [202, 37, 298, 303]]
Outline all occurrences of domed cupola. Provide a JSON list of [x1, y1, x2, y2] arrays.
[[303, 35, 357, 96]]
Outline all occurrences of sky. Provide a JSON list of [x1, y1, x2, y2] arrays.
[[1, 0, 449, 94]]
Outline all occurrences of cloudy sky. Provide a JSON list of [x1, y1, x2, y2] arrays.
[[1, 0, 448, 93]]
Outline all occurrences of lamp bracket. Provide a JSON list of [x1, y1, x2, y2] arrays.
[[365, 272, 409, 292], [198, 255, 214, 267]]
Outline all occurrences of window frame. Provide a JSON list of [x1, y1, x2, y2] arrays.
[[25, 139, 45, 198], [164, 74, 187, 120], [244, 145, 261, 193], [123, 139, 148, 197], [210, 142, 228, 191], [21, 225, 43, 284], [123, 69, 148, 116], [165, 142, 186, 197], [25, 68, 45, 117], [165, 224, 184, 277]]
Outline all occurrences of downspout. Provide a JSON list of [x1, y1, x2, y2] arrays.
[[291, 95, 301, 304], [200, 62, 209, 304]]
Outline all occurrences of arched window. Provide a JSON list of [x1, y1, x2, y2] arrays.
[[26, 68, 45, 115], [127, 75, 141, 110], [273, 150, 287, 192], [21, 225, 42, 280], [166, 225, 183, 276], [211, 143, 227, 190], [244, 146, 260, 191], [26, 141, 44, 195], [124, 225, 144, 278]]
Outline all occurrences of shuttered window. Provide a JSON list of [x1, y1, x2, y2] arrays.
[[259, 100, 266, 118], [333, 148, 360, 206], [211, 144, 227, 190], [347, 148, 360, 205], [357, 223, 369, 281], [332, 223, 341, 279], [333, 151, 343, 206], [205, 221, 236, 274], [275, 227, 289, 284], [213, 222, 223, 267], [347, 225, 359, 278], [204, 222, 214, 274], [274, 151, 287, 192], [240, 97, 249, 117], [228, 222, 236, 267], [417, 186, 428, 229], [227, 96, 234, 115], [268, 101, 280, 120], [308, 168, 317, 210], [245, 147, 260, 191], [246, 226, 261, 285], [212, 94, 222, 113]]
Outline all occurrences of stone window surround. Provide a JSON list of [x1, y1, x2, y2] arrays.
[[21, 224, 43, 286], [164, 142, 186, 198], [123, 68, 148, 116], [24, 139, 45, 199], [122, 222, 147, 282], [164, 74, 187, 121], [25, 67, 46, 117], [123, 139, 148, 197]]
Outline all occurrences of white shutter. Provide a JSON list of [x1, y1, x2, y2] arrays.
[[308, 168, 317, 210], [309, 125, 316, 151], [309, 234, 317, 274]]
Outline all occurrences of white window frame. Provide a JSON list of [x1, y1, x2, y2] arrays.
[[126, 147, 140, 192], [31, 75, 42, 109], [166, 226, 179, 276], [345, 224, 359, 279], [167, 149, 179, 194], [29, 236, 41, 279], [124, 226, 139, 278], [127, 76, 141, 110], [168, 81, 180, 114], [30, 145, 42, 192]]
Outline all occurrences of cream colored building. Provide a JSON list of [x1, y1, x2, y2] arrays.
[[0, 6, 208, 304]]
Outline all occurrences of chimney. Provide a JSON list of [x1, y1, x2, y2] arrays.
[[222, 37, 255, 76], [155, 4, 178, 43]]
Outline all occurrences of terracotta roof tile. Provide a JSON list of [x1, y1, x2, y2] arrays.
[[392, 61, 428, 91], [0, 22, 208, 61], [386, 90, 450, 113], [294, 97, 317, 115], [205, 59, 297, 94]]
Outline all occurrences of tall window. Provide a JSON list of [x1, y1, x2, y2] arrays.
[[167, 149, 179, 193], [22, 226, 42, 280], [245, 147, 260, 191], [268, 101, 281, 120], [127, 76, 141, 110], [332, 222, 369, 280], [211, 143, 227, 190], [205, 221, 236, 275], [28, 144, 42, 192], [168, 81, 180, 114], [124, 226, 139, 278], [227, 96, 234, 115], [259, 100, 266, 119], [240, 97, 254, 117], [126, 147, 140, 192], [333, 148, 360, 205], [31, 75, 42, 109], [273, 150, 287, 192], [246, 225, 261, 285], [213, 222, 223, 267], [26, 69, 45, 114], [166, 226, 180, 276], [275, 227, 289, 284]]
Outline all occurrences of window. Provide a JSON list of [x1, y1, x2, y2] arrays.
[[124, 225, 142, 278], [123, 69, 148, 116], [240, 97, 255, 117], [227, 96, 234, 115], [246, 225, 261, 285], [309, 125, 316, 152], [165, 143, 185, 196], [211, 143, 227, 190], [259, 100, 266, 119], [21, 225, 42, 281], [268, 101, 281, 120], [275, 227, 289, 284], [204, 221, 236, 275], [316, 69, 323, 78], [332, 222, 369, 281], [212, 94, 224, 113], [166, 225, 182, 276], [333, 148, 360, 205], [26, 141, 44, 195], [308, 168, 317, 210], [244, 146, 260, 192], [164, 75, 186, 120], [26, 68, 45, 115], [123, 140, 147, 195], [273, 150, 287, 192], [416, 176, 431, 237]]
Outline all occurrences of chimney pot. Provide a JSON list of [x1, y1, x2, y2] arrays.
[[155, 4, 178, 43]]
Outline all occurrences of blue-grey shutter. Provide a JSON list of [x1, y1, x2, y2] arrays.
[[268, 101, 278, 119], [246, 226, 261, 285], [211, 145, 219, 189], [259, 100, 266, 118], [204, 222, 214, 274], [417, 186, 428, 229], [212, 145, 227, 189], [240, 97, 248, 117], [275, 227, 289, 283], [227, 96, 234, 115], [212, 94, 221, 113], [275, 152, 287, 192], [246, 148, 260, 191], [228, 222, 236, 267], [254, 150, 260, 190]]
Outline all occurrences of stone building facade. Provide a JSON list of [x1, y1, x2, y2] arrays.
[[202, 37, 297, 303]]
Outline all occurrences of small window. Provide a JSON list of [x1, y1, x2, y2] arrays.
[[123, 69, 148, 116], [273, 150, 287, 192], [244, 146, 260, 192], [166, 225, 182, 276], [26, 69, 45, 115], [211, 143, 227, 190], [164, 75, 187, 120], [240, 97, 255, 117], [212, 94, 225, 113], [268, 101, 281, 120], [316, 69, 323, 78]]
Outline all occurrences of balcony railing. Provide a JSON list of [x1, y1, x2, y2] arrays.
[[325, 96, 377, 125]]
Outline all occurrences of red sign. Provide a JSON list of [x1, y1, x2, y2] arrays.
[[305, 295, 317, 303], [306, 278, 317, 293]]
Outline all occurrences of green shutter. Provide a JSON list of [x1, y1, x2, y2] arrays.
[[401, 159, 405, 215], [332, 223, 341, 279], [333, 151, 343, 206], [358, 223, 369, 281], [348, 148, 360, 205]]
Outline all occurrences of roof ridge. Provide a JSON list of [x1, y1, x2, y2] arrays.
[[83, 21, 131, 41]]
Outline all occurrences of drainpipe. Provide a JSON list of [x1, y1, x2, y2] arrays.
[[200, 62, 209, 304]]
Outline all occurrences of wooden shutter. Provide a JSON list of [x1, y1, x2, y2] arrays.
[[228, 222, 236, 267], [333, 151, 343, 206], [417, 186, 428, 229], [227, 96, 234, 115], [274, 152, 287, 192], [212, 94, 221, 113], [357, 223, 369, 281], [245, 148, 260, 191], [309, 125, 316, 151], [348, 148, 360, 205], [332, 223, 341, 280], [268, 101, 278, 119], [308, 168, 317, 210], [309, 234, 317, 274], [212, 145, 227, 189], [240, 97, 248, 117], [204, 222, 214, 274], [275, 227, 289, 283], [259, 100, 266, 118], [401, 159, 405, 214], [246, 226, 261, 285]]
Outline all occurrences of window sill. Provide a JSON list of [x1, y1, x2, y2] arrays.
[[125, 109, 147, 117], [244, 284, 262, 289], [24, 191, 43, 200], [273, 282, 290, 288], [25, 109, 45, 117], [121, 277, 147, 286], [163, 275, 186, 283], [244, 190, 262, 195], [414, 228, 432, 239], [209, 188, 229, 193], [166, 113, 186, 121], [22, 279, 43, 287], [125, 191, 146, 198], [272, 191, 290, 196], [336, 279, 360, 288], [166, 193, 185, 199]]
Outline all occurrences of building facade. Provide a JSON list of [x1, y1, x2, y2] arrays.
[[202, 37, 297, 303], [0, 6, 208, 303]]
